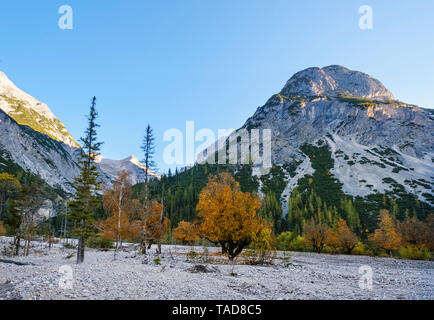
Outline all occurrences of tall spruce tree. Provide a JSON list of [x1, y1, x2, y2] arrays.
[[140, 124, 157, 254], [69, 97, 103, 264]]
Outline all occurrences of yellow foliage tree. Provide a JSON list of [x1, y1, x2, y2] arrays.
[[370, 209, 402, 255], [97, 171, 142, 256], [144, 200, 169, 249], [336, 219, 359, 254], [174, 220, 200, 244], [196, 172, 268, 261], [250, 225, 276, 264]]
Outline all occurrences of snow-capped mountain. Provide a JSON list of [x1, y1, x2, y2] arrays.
[[0, 71, 157, 196], [199, 65, 434, 213], [95, 155, 159, 186]]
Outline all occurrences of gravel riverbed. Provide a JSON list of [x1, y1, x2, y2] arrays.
[[0, 242, 433, 300]]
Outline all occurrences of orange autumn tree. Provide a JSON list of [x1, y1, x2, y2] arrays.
[[97, 171, 141, 257], [303, 219, 330, 253], [196, 172, 270, 261], [0, 221, 6, 236], [335, 219, 359, 254], [144, 200, 169, 250], [174, 220, 200, 245], [370, 209, 402, 256]]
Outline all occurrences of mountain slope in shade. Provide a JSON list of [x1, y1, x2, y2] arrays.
[[199, 65, 434, 213], [0, 71, 80, 148], [0, 108, 80, 194]]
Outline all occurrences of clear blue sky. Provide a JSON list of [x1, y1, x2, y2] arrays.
[[1, 0, 433, 173]]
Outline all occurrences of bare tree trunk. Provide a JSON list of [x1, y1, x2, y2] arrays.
[[115, 188, 123, 260], [14, 236, 20, 256], [140, 183, 148, 255], [25, 238, 30, 256], [77, 236, 85, 264], [157, 186, 164, 255], [77, 238, 81, 264]]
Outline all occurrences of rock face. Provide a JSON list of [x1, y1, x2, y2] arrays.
[[200, 65, 434, 210], [0, 108, 81, 194], [280, 65, 395, 100], [0, 71, 157, 197]]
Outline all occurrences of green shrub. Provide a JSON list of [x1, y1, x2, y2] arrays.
[[352, 242, 374, 256], [153, 257, 161, 265], [323, 245, 339, 254], [63, 243, 76, 249], [86, 235, 114, 249], [186, 250, 198, 261], [277, 232, 311, 252], [398, 246, 431, 260]]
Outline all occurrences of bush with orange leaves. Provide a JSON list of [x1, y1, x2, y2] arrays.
[[0, 221, 6, 235], [326, 219, 359, 254], [303, 219, 330, 253], [174, 220, 200, 245], [96, 171, 142, 253], [196, 172, 271, 261], [144, 200, 169, 248], [369, 209, 402, 256]]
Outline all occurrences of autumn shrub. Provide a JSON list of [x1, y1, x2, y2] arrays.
[[196, 173, 267, 261], [245, 227, 276, 265], [0, 221, 6, 236], [174, 221, 200, 245], [303, 219, 331, 253], [398, 246, 431, 261], [369, 210, 402, 256]]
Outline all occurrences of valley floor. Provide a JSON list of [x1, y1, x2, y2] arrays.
[[0, 240, 433, 300]]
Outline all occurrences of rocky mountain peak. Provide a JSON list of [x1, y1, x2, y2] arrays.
[[280, 65, 394, 100], [0, 71, 80, 148]]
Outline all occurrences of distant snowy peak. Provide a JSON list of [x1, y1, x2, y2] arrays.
[[98, 155, 160, 185], [0, 71, 80, 148], [280, 65, 394, 100]]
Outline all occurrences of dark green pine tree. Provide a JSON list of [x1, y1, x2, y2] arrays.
[[259, 191, 283, 233], [139, 124, 157, 254], [68, 97, 103, 264]]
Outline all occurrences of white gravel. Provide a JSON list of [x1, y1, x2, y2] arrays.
[[0, 240, 433, 300]]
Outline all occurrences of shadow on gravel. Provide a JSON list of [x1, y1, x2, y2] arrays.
[[0, 281, 22, 300]]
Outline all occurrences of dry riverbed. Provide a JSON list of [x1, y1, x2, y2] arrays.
[[0, 240, 433, 300]]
